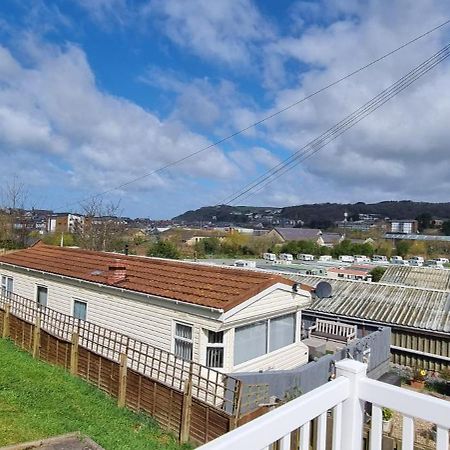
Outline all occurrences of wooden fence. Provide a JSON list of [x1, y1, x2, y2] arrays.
[[0, 292, 242, 445]]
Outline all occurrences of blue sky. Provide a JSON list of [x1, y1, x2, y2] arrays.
[[0, 0, 450, 218]]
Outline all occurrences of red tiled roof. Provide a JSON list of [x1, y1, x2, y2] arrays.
[[0, 244, 294, 311]]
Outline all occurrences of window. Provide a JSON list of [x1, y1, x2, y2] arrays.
[[234, 314, 296, 366], [73, 299, 87, 321], [269, 314, 296, 352], [205, 330, 224, 368], [1, 276, 13, 297], [36, 286, 48, 307], [174, 322, 193, 360], [234, 321, 267, 366]]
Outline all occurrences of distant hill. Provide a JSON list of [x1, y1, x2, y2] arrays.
[[173, 201, 450, 227]]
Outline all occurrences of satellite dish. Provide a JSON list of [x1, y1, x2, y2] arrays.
[[315, 281, 332, 299]]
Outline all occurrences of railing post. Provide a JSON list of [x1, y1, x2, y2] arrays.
[[335, 359, 367, 450], [32, 315, 41, 358], [180, 377, 193, 444], [2, 304, 10, 338], [70, 332, 79, 375], [118, 352, 128, 408]]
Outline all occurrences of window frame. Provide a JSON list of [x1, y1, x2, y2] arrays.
[[173, 321, 194, 361], [233, 313, 297, 366], [36, 285, 48, 307], [1, 275, 13, 296], [72, 298, 87, 321], [205, 330, 224, 368]]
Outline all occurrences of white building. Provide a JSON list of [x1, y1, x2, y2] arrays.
[[0, 243, 312, 373]]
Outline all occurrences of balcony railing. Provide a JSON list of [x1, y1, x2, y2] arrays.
[[198, 359, 450, 450]]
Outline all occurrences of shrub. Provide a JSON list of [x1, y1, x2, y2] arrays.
[[382, 408, 393, 421]]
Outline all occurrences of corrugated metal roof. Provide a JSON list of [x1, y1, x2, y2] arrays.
[[285, 274, 450, 333], [384, 233, 450, 242], [380, 266, 450, 291]]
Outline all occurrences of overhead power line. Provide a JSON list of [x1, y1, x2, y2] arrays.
[[221, 42, 450, 206], [56, 18, 450, 211]]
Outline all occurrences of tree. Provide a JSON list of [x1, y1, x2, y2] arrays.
[[147, 240, 180, 259], [76, 198, 126, 252], [396, 240, 412, 258], [370, 266, 387, 282], [0, 176, 30, 248], [442, 221, 450, 236], [416, 213, 432, 232]]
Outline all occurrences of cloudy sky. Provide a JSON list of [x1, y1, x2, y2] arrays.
[[0, 0, 450, 218]]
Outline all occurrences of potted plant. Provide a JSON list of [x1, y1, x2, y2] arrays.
[[411, 368, 427, 389], [382, 408, 393, 434]]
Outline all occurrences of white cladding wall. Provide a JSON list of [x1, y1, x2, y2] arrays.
[[0, 266, 311, 372], [231, 341, 309, 372], [223, 286, 310, 327]]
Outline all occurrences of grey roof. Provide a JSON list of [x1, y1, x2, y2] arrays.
[[273, 228, 342, 243], [274, 227, 321, 241], [286, 274, 450, 333], [384, 233, 450, 242], [380, 266, 450, 291]]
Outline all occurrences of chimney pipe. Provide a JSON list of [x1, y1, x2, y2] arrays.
[[107, 260, 127, 284]]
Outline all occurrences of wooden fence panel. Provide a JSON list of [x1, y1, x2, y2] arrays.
[[39, 330, 71, 370], [8, 314, 33, 352], [77, 347, 120, 398], [189, 399, 231, 444]]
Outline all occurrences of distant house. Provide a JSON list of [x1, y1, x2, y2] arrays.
[[47, 213, 85, 234], [388, 219, 418, 234], [0, 243, 313, 373], [268, 227, 344, 247]]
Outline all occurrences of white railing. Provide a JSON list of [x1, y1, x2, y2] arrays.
[[198, 360, 450, 450]]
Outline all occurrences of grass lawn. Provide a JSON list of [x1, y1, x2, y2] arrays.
[[0, 339, 189, 450]]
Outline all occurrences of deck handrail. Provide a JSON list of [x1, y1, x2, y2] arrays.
[[198, 359, 450, 450]]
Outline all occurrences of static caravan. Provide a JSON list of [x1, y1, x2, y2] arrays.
[[263, 252, 277, 262], [279, 253, 294, 262], [339, 255, 354, 263], [0, 244, 312, 373], [298, 254, 315, 261], [233, 260, 257, 268], [372, 255, 388, 263]]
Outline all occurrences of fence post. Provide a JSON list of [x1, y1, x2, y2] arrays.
[[32, 315, 41, 358], [70, 332, 79, 375], [2, 304, 10, 338], [118, 352, 128, 408], [335, 359, 367, 450], [180, 376, 193, 443]]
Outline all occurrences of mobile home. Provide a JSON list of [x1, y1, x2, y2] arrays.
[[298, 254, 315, 261], [0, 244, 312, 373]]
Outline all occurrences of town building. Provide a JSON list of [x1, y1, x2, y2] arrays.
[[388, 219, 418, 234], [47, 213, 85, 234], [268, 228, 344, 247], [0, 243, 313, 373]]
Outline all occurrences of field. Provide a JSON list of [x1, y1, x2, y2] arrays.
[[0, 339, 188, 450]]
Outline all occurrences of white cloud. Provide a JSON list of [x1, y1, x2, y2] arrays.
[[0, 39, 243, 212], [146, 0, 274, 66]]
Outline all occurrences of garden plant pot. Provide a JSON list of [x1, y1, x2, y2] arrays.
[[382, 419, 393, 434], [410, 380, 425, 389]]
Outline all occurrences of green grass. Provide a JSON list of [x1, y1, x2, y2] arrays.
[[0, 339, 189, 450]]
